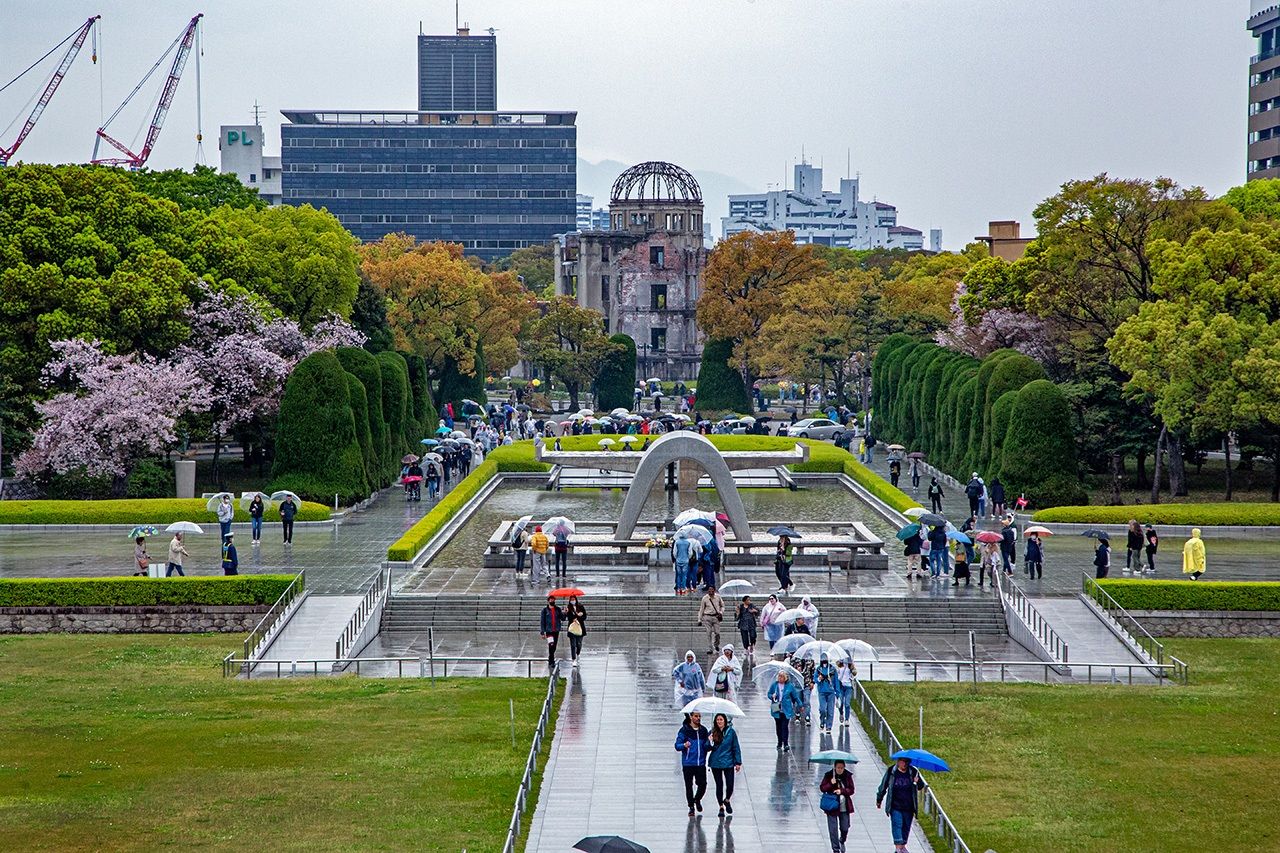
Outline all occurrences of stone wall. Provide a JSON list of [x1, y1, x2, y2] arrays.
[[0, 605, 268, 634], [1134, 609, 1280, 638]]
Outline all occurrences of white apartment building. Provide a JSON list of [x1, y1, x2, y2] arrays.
[[218, 124, 282, 206], [576, 193, 610, 231], [721, 163, 929, 251]]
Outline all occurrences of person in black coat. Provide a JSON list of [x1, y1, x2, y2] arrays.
[[1025, 533, 1043, 579], [540, 595, 564, 668], [999, 518, 1017, 576], [820, 761, 857, 852], [1093, 537, 1111, 579], [1144, 525, 1159, 574], [989, 477, 1006, 517], [927, 477, 944, 513]]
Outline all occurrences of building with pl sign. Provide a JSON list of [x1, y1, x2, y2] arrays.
[[1249, 1, 1280, 179], [555, 162, 707, 381], [218, 124, 282, 205], [418, 27, 497, 112], [722, 162, 928, 251]]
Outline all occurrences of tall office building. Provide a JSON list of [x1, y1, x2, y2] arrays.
[[1249, 2, 1280, 179], [418, 27, 497, 112]]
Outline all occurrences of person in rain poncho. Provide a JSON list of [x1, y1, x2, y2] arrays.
[[672, 650, 706, 708], [798, 595, 820, 637], [814, 652, 838, 733], [1182, 528, 1206, 579], [761, 594, 787, 651], [709, 644, 743, 702]]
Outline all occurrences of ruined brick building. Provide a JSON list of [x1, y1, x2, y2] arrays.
[[555, 161, 707, 381]]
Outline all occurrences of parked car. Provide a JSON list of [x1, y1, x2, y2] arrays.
[[785, 417, 844, 440]]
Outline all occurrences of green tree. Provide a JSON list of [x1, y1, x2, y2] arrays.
[[1000, 380, 1086, 507], [490, 243, 555, 295], [351, 273, 393, 353], [126, 165, 266, 212], [520, 297, 616, 411], [343, 372, 374, 493], [981, 354, 1046, 471], [375, 351, 413, 464], [403, 353, 438, 440], [271, 351, 368, 503], [334, 347, 389, 483], [595, 333, 638, 411], [695, 338, 751, 413]]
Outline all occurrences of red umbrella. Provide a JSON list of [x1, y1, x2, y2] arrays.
[[548, 587, 585, 598], [975, 531, 1003, 544]]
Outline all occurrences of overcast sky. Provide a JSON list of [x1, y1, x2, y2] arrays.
[[0, 1, 1257, 248]]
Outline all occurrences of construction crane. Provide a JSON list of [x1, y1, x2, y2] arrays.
[[0, 15, 100, 167], [92, 13, 202, 169]]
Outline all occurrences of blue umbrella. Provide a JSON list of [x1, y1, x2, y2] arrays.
[[895, 523, 921, 541], [420, 438, 440, 447], [684, 518, 717, 534], [767, 525, 802, 539], [890, 748, 950, 772], [808, 749, 859, 764], [947, 530, 972, 544]]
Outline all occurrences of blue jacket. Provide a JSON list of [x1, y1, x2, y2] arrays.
[[767, 681, 801, 719], [675, 723, 711, 767], [673, 538, 692, 565], [707, 726, 742, 769], [540, 605, 563, 635], [672, 661, 705, 693], [814, 662, 838, 695]]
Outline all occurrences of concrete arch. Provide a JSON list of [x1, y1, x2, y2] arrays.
[[615, 432, 751, 541]]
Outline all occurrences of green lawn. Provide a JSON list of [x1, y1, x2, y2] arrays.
[[0, 634, 555, 852], [864, 638, 1280, 852]]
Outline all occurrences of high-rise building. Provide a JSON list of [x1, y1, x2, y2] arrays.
[[722, 163, 929, 251], [576, 194, 610, 231], [418, 27, 497, 112], [1248, 2, 1280, 179], [280, 110, 576, 260], [218, 124, 282, 205]]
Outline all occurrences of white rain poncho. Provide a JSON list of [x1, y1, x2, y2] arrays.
[[708, 644, 743, 702]]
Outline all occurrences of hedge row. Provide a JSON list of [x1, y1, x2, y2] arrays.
[[0, 498, 330, 525], [694, 338, 750, 413], [386, 459, 498, 562], [1097, 579, 1280, 612], [0, 575, 297, 607], [1033, 503, 1280, 526]]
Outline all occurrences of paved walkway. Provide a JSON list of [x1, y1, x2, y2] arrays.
[[260, 595, 362, 661], [1028, 597, 1144, 665]]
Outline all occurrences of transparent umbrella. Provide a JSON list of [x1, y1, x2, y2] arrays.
[[769, 634, 810, 656], [239, 491, 274, 512], [680, 696, 745, 718], [751, 660, 804, 684], [205, 492, 234, 512], [792, 640, 849, 663], [544, 516, 575, 537], [835, 638, 880, 663]]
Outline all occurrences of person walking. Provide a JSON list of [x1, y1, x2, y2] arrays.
[[1025, 532, 1044, 580], [529, 525, 550, 584], [761, 594, 786, 651], [951, 537, 971, 586], [960, 514, 977, 565], [814, 653, 838, 733], [1145, 524, 1159, 574], [216, 494, 234, 540], [964, 474, 982, 517], [775, 535, 795, 592], [698, 586, 724, 654], [674, 711, 711, 816], [910, 458, 921, 490], [835, 658, 855, 727], [707, 712, 742, 816], [512, 524, 530, 579], [1125, 520, 1144, 574], [927, 477, 944, 513], [539, 594, 563, 669], [220, 533, 239, 576], [977, 477, 988, 518], [927, 524, 949, 579], [248, 494, 265, 545], [990, 476, 1006, 518], [978, 541, 999, 587], [426, 462, 440, 501], [999, 515, 1017, 576], [673, 534, 693, 596], [552, 529, 570, 579], [709, 644, 743, 701], [133, 536, 150, 577], [820, 759, 856, 853], [903, 527, 924, 582], [735, 596, 759, 657], [673, 650, 706, 708], [797, 595, 820, 637], [767, 671, 799, 751], [889, 457, 901, 487], [565, 595, 587, 667], [876, 757, 926, 853], [1182, 527, 1206, 580], [166, 532, 189, 577], [279, 494, 297, 545], [1094, 535, 1112, 579]]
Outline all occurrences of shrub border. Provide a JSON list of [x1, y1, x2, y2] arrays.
[[1098, 579, 1280, 612], [0, 575, 297, 607], [1033, 503, 1280, 527], [0, 498, 330, 526]]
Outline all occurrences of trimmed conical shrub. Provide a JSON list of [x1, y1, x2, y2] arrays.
[[595, 333, 637, 412], [1000, 379, 1087, 507], [403, 352, 438, 442], [343, 372, 374, 493], [335, 347, 390, 483], [375, 351, 412, 463], [271, 351, 368, 503], [694, 338, 750, 413]]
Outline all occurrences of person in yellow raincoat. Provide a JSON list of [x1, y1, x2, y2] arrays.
[[1182, 528, 1206, 580]]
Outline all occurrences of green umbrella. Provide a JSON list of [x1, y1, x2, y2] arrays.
[[128, 525, 159, 539], [895, 523, 921, 541], [809, 749, 859, 764]]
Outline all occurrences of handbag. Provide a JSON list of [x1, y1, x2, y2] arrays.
[[567, 619, 583, 637], [819, 792, 841, 814], [714, 670, 729, 693], [770, 699, 782, 715]]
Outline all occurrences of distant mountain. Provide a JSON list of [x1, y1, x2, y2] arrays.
[[576, 158, 755, 241]]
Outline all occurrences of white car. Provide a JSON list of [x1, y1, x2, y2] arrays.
[[785, 417, 844, 440], [717, 419, 751, 435]]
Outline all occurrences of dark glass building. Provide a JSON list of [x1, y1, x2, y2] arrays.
[[280, 110, 576, 260], [418, 29, 497, 112], [1249, 3, 1280, 179]]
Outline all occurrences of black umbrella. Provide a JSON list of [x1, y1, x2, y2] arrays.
[[918, 513, 947, 526], [767, 525, 802, 538], [575, 837, 650, 853], [1081, 529, 1111, 540], [906, 451, 926, 459]]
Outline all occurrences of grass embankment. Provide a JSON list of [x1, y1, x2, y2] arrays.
[[0, 498, 331, 525], [0, 634, 555, 853], [1033, 502, 1280, 526], [1098, 579, 1280, 612], [864, 638, 1280, 852]]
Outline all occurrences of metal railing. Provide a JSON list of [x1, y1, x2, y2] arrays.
[[335, 568, 390, 661], [221, 652, 549, 679], [241, 570, 305, 663], [856, 657, 1184, 685], [993, 569, 1069, 665], [851, 679, 971, 853], [502, 670, 559, 853], [1081, 573, 1190, 684]]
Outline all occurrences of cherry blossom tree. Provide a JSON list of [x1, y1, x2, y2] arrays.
[[936, 286, 1052, 362]]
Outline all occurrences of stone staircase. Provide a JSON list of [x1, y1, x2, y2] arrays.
[[381, 594, 1006, 636]]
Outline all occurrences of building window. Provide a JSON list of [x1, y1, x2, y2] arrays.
[[249, 174, 257, 183], [568, 275, 578, 298], [651, 327, 667, 352], [601, 275, 611, 302], [671, 213, 684, 231], [603, 318, 610, 333], [650, 246, 665, 268], [651, 284, 667, 310], [601, 245, 610, 262]]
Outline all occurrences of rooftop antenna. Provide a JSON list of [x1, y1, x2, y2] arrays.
[[455, 0, 460, 31], [252, 100, 263, 126], [847, 148, 850, 180]]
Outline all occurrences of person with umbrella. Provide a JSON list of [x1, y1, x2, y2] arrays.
[[734, 595, 759, 658], [132, 534, 151, 577], [674, 709, 711, 816], [999, 514, 1018, 576], [221, 533, 239, 576], [698, 585, 725, 655], [511, 520, 531, 579], [976, 535, 1001, 587], [926, 477, 944, 514], [216, 494, 235, 540], [706, 711, 742, 816], [964, 473, 982, 517], [910, 457, 922, 490], [565, 594, 587, 667], [672, 650, 706, 708], [960, 513, 978, 564], [951, 533, 971, 587], [1093, 533, 1112, 579], [709, 644, 742, 701], [529, 525, 550, 584], [539, 593, 563, 669], [796, 595, 820, 637], [927, 523, 949, 579], [552, 527, 570, 580], [888, 456, 901, 487], [767, 670, 800, 752], [903, 525, 924, 582], [834, 656, 855, 727], [1183, 527, 1206, 580], [775, 534, 795, 592], [876, 756, 926, 853], [1025, 530, 1044, 579], [166, 531, 190, 577], [425, 458, 441, 501], [819, 758, 857, 853], [405, 458, 424, 502], [814, 652, 839, 733], [279, 494, 298, 545]]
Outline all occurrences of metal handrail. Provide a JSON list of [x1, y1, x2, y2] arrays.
[[994, 569, 1069, 664], [502, 670, 559, 853], [241, 570, 305, 662], [221, 653, 550, 679], [857, 657, 1184, 685], [851, 679, 972, 853], [335, 568, 389, 660], [1081, 573, 1189, 683]]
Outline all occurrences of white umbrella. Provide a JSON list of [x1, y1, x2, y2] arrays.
[[544, 516, 575, 536], [239, 492, 273, 512], [792, 640, 849, 663], [512, 514, 534, 535], [422, 452, 443, 463], [673, 508, 715, 527], [904, 507, 927, 518], [834, 638, 880, 663], [652, 390, 664, 397], [719, 579, 753, 594], [610, 407, 630, 417], [770, 634, 810, 656], [776, 607, 815, 624], [205, 492, 234, 512], [626, 413, 645, 422], [455, 437, 475, 446], [740, 415, 757, 425], [598, 438, 616, 447], [647, 377, 662, 384], [619, 435, 638, 444], [165, 521, 204, 534], [578, 408, 595, 417], [269, 490, 300, 504], [675, 525, 713, 545], [673, 414, 692, 422], [751, 661, 805, 685], [681, 696, 745, 718], [450, 430, 467, 439]]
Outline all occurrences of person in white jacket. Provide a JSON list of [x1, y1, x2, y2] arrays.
[[709, 644, 743, 702], [761, 595, 787, 651], [216, 495, 234, 540], [798, 595, 820, 638]]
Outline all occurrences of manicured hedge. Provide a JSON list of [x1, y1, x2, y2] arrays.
[[336, 347, 391, 482], [375, 351, 413, 463], [344, 372, 375, 493], [1097, 579, 1280, 612], [694, 338, 750, 413], [0, 498, 330, 525], [272, 351, 368, 503], [0, 575, 297, 607], [999, 379, 1086, 508], [595, 333, 638, 412], [387, 459, 498, 561], [1033, 503, 1280, 526]]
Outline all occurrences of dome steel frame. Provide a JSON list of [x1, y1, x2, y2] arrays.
[[610, 161, 703, 204]]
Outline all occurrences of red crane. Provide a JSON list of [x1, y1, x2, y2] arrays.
[[0, 16, 100, 167], [92, 13, 202, 169]]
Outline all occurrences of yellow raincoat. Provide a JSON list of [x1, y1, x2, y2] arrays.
[[1182, 528, 1205, 575]]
